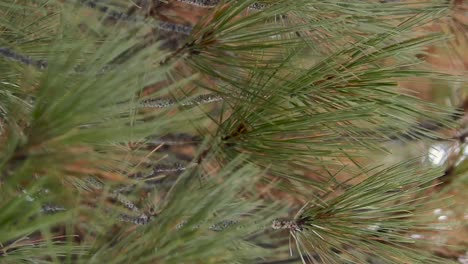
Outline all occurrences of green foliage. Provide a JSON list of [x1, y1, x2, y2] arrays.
[[295, 161, 446, 263], [0, 175, 84, 263], [0, 0, 463, 263], [84, 158, 286, 264]]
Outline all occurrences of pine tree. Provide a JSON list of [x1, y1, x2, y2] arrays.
[[0, 0, 465, 263]]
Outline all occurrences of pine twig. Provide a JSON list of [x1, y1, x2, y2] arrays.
[[389, 105, 465, 142], [175, 219, 239, 231], [247, 2, 270, 11], [0, 47, 117, 72], [0, 46, 221, 109], [146, 133, 202, 146], [41, 204, 66, 214], [118, 212, 151, 225], [172, 0, 269, 11], [111, 192, 141, 212], [175, 0, 220, 8], [157, 21, 193, 35], [153, 162, 188, 173], [174, 218, 306, 232], [78, 0, 194, 35], [0, 47, 48, 69], [271, 218, 304, 232], [141, 93, 223, 108]]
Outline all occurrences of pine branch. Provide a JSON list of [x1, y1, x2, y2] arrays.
[[271, 218, 304, 232], [0, 47, 117, 73], [256, 256, 307, 264], [146, 133, 202, 146], [285, 161, 449, 263], [112, 192, 141, 212], [118, 212, 151, 225], [175, 0, 220, 8], [82, 177, 142, 212], [156, 21, 193, 35], [153, 162, 188, 173], [78, 0, 194, 34], [0, 47, 48, 69], [40, 204, 66, 214], [247, 2, 270, 11], [1, 47, 222, 110], [141, 93, 223, 108], [1, 0, 460, 263], [174, 0, 270, 11]]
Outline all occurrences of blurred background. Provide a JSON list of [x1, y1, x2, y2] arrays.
[[383, 0, 468, 262]]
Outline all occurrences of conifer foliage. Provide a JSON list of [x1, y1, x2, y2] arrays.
[[0, 0, 463, 263]]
